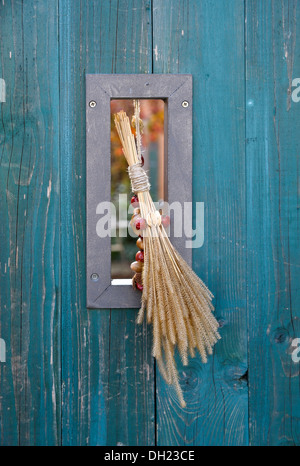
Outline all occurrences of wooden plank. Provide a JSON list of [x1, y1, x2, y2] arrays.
[[246, 0, 300, 446], [59, 0, 155, 445], [0, 1, 61, 445], [153, 0, 248, 445]]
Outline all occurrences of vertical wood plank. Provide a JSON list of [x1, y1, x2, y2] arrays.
[[246, 0, 300, 446], [59, 0, 155, 446], [153, 0, 248, 445], [0, 1, 61, 445]]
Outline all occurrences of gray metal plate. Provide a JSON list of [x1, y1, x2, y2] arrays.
[[86, 74, 192, 308]]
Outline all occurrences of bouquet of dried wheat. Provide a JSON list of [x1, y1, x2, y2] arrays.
[[114, 101, 220, 407]]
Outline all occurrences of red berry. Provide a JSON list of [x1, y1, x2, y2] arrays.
[[161, 215, 170, 227], [135, 251, 144, 262], [131, 195, 139, 207], [135, 218, 146, 230], [136, 282, 143, 291]]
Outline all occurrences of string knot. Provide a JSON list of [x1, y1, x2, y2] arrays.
[[128, 163, 151, 193]]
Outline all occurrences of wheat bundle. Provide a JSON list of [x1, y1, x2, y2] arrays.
[[114, 102, 220, 407]]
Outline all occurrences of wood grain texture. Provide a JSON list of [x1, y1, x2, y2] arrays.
[[0, 1, 61, 445], [59, 0, 155, 446], [153, 0, 248, 446], [246, 0, 300, 446]]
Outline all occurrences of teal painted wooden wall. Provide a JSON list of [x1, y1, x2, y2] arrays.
[[0, 0, 299, 446]]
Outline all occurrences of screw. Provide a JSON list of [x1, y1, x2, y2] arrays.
[[91, 273, 99, 282], [182, 101, 189, 108], [89, 100, 97, 108]]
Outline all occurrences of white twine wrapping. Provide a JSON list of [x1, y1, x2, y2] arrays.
[[128, 163, 151, 193]]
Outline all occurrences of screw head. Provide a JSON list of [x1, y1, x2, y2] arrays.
[[90, 273, 99, 282], [182, 100, 189, 108], [89, 100, 97, 108]]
